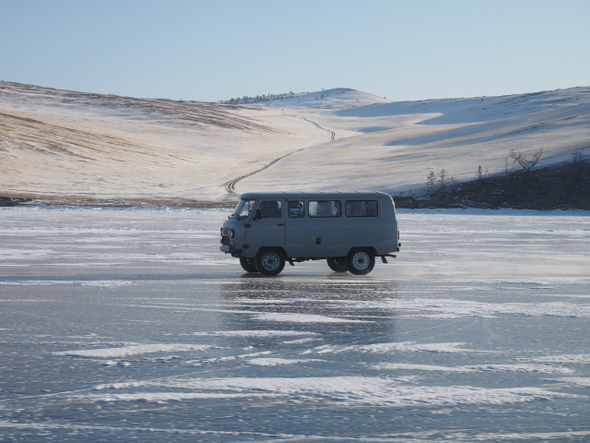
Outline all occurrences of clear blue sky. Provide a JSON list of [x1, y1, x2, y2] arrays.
[[1, 0, 589, 102]]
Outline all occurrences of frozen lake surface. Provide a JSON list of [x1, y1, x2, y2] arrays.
[[1, 207, 589, 442]]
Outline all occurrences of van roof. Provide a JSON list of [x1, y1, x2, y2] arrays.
[[238, 191, 392, 200]]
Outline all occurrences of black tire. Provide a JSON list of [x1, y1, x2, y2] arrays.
[[255, 248, 285, 276], [347, 248, 375, 275], [327, 257, 348, 272], [239, 257, 258, 273]]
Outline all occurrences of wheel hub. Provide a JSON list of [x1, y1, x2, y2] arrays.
[[262, 253, 280, 270], [352, 253, 369, 270]]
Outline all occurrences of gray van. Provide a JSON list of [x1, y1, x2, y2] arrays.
[[220, 191, 400, 275]]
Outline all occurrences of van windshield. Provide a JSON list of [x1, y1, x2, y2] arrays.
[[233, 199, 256, 219]]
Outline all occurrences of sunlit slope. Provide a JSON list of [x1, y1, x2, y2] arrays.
[[2, 82, 589, 204], [238, 88, 590, 195], [0, 82, 329, 204]]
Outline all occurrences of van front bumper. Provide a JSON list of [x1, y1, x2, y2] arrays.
[[220, 237, 242, 256]]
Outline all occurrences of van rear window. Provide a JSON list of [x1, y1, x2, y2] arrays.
[[345, 200, 378, 217], [309, 200, 341, 218]]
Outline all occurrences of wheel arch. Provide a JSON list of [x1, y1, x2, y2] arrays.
[[256, 246, 288, 259], [347, 246, 377, 257]]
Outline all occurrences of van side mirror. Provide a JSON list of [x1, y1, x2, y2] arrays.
[[253, 209, 262, 220]]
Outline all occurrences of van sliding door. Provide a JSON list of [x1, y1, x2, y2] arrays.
[[307, 200, 345, 257]]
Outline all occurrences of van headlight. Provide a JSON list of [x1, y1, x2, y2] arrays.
[[222, 227, 235, 238]]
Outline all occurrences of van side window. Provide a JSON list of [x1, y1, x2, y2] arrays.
[[288, 201, 305, 218], [345, 200, 378, 217], [258, 200, 282, 218], [309, 200, 342, 218]]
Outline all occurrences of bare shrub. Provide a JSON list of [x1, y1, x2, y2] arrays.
[[509, 148, 544, 172]]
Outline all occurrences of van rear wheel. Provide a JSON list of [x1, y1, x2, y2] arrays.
[[256, 248, 285, 276], [347, 248, 375, 275], [327, 257, 348, 273], [239, 257, 258, 273]]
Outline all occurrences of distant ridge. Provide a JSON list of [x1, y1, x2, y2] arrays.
[[220, 88, 391, 109]]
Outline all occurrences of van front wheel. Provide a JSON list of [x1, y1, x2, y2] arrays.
[[347, 249, 375, 275], [256, 249, 285, 276], [327, 257, 348, 273], [239, 257, 258, 273]]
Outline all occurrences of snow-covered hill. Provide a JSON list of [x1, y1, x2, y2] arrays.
[[0, 82, 328, 205], [1, 81, 589, 205], [236, 87, 590, 197]]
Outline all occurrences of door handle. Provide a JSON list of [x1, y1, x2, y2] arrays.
[[277, 223, 285, 226]]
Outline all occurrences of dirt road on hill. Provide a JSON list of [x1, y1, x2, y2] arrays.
[[224, 112, 336, 194], [223, 148, 306, 194]]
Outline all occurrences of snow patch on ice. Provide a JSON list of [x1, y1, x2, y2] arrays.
[[338, 298, 590, 318], [282, 337, 319, 345], [524, 354, 590, 364], [191, 330, 316, 337], [553, 377, 590, 387], [85, 376, 579, 406], [90, 392, 276, 403], [229, 298, 295, 305], [0, 419, 292, 438], [464, 277, 590, 286], [54, 343, 218, 358], [186, 351, 273, 366], [375, 363, 573, 374], [0, 279, 133, 288], [251, 313, 369, 323], [244, 358, 324, 366], [316, 341, 478, 354], [374, 363, 476, 372]]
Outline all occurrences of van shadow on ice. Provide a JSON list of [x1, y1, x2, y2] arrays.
[[220, 192, 401, 276], [220, 278, 399, 345]]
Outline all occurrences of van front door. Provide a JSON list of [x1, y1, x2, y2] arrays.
[[245, 199, 286, 256]]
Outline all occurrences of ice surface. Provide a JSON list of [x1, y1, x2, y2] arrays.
[[1, 207, 589, 442]]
